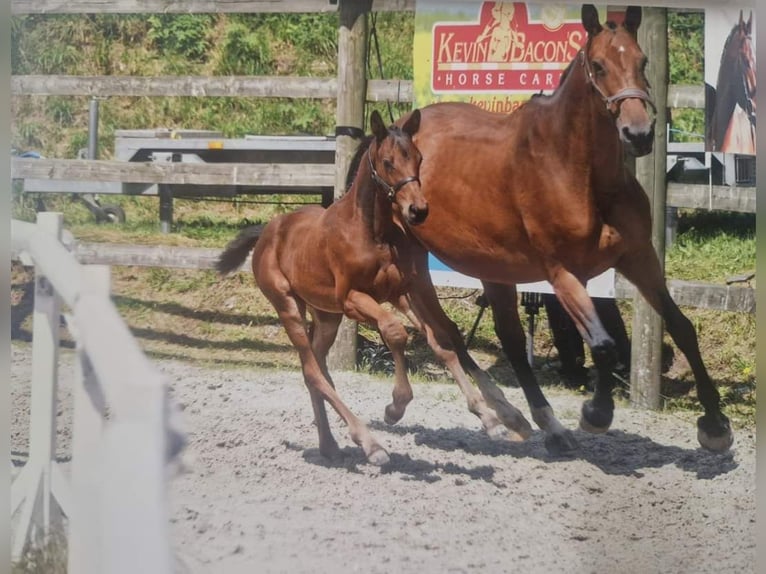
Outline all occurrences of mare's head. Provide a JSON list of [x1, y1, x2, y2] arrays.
[[368, 109, 428, 225], [581, 5, 655, 156]]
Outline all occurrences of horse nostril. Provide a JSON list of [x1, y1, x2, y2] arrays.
[[409, 203, 429, 224]]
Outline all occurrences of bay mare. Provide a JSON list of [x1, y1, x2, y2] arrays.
[[394, 5, 733, 452]]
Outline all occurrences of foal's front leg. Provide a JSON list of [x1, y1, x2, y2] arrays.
[[344, 290, 413, 425]]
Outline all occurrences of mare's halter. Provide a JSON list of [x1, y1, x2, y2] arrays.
[[368, 142, 420, 201], [580, 42, 657, 115]]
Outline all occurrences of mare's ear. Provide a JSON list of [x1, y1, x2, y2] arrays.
[[746, 12, 753, 34], [581, 5, 602, 36], [370, 110, 387, 143], [624, 6, 642, 35], [402, 109, 421, 137]]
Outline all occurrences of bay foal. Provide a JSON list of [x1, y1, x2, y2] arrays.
[[217, 110, 523, 465]]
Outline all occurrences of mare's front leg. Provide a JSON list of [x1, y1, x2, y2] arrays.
[[343, 290, 413, 426], [617, 245, 733, 451], [482, 281, 578, 453], [543, 268, 619, 434]]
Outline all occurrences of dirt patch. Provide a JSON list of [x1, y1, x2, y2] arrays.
[[11, 344, 755, 573]]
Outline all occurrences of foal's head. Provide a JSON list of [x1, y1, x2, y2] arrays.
[[581, 5, 655, 156], [368, 109, 428, 226]]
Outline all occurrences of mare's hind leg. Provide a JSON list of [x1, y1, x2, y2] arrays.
[[342, 290, 413, 425], [482, 281, 578, 453], [542, 268, 620, 435], [260, 286, 389, 464], [617, 246, 733, 451]]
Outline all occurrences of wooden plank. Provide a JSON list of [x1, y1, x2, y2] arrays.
[[12, 158, 336, 187], [15, 241, 752, 314], [12, 75, 694, 109], [11, 0, 340, 14], [667, 84, 704, 109], [12, 1, 741, 15], [615, 275, 756, 314], [667, 182, 756, 213], [12, 75, 412, 102]]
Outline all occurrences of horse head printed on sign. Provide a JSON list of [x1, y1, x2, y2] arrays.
[[706, 10, 756, 154]]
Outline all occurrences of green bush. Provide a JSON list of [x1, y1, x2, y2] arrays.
[[147, 14, 215, 62]]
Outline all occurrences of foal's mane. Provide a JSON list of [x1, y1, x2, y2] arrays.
[[345, 134, 375, 190]]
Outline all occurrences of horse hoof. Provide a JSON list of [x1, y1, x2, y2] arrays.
[[367, 447, 390, 466], [544, 430, 579, 455], [697, 414, 734, 452], [384, 404, 403, 425], [579, 399, 613, 434]]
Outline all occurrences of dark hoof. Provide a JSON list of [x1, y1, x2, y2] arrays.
[[579, 399, 614, 434], [384, 404, 404, 425], [697, 413, 734, 452], [544, 429, 579, 455]]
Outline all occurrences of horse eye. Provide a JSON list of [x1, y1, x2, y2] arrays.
[[592, 60, 605, 75], [383, 159, 394, 172]]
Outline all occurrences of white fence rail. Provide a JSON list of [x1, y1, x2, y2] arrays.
[[10, 212, 185, 573]]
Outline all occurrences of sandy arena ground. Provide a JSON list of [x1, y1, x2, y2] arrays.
[[10, 344, 755, 573]]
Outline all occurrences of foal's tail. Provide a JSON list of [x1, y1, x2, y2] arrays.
[[215, 225, 264, 274]]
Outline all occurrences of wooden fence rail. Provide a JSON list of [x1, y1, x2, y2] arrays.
[[12, 240, 754, 314], [10, 214, 185, 574]]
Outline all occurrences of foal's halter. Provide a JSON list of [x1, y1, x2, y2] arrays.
[[580, 43, 657, 115], [368, 145, 420, 201]]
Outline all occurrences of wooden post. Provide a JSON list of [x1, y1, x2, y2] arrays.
[[328, 0, 371, 371], [11, 212, 63, 560], [68, 265, 110, 574], [630, 7, 668, 410]]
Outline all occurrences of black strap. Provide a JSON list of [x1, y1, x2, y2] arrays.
[[335, 125, 366, 139]]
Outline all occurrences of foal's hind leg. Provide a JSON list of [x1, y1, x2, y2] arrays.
[[308, 308, 343, 388], [342, 290, 413, 425], [617, 246, 733, 451], [482, 281, 578, 454]]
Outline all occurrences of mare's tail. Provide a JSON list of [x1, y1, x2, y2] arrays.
[[215, 225, 264, 274]]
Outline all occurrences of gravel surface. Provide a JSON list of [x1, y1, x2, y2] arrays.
[[11, 343, 755, 574]]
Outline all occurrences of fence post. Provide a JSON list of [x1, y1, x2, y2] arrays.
[[630, 7, 668, 410], [68, 265, 110, 574], [11, 212, 63, 560], [328, 0, 371, 370]]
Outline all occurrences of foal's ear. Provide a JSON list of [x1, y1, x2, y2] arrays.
[[624, 6, 642, 35], [402, 109, 421, 137], [370, 110, 387, 143], [581, 5, 602, 36]]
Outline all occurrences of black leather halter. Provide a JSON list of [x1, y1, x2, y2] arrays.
[[368, 147, 420, 201], [580, 46, 657, 115]]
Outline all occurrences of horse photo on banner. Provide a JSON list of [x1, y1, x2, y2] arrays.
[[413, 1, 613, 297], [705, 8, 756, 155]]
